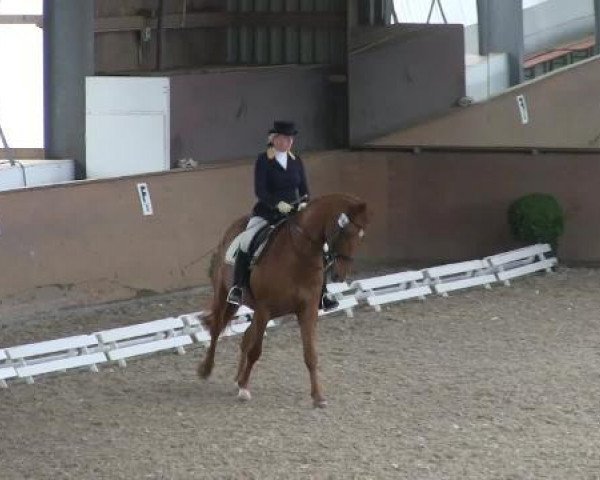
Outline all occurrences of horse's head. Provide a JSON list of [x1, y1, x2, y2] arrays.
[[326, 201, 370, 282]]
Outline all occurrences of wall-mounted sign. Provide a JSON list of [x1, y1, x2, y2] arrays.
[[136, 183, 154, 216], [516, 94, 529, 125]]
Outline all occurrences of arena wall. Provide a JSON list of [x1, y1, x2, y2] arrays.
[[0, 149, 598, 311]]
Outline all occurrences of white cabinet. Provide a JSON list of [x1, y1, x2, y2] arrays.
[[85, 77, 170, 179]]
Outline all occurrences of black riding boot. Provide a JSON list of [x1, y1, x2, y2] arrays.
[[227, 250, 251, 306], [320, 282, 339, 311]]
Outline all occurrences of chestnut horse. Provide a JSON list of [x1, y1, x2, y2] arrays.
[[197, 193, 369, 407]]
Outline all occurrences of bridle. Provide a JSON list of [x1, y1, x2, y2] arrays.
[[289, 211, 366, 270]]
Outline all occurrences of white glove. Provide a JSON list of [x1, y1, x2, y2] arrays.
[[298, 202, 308, 211], [276, 201, 293, 214]]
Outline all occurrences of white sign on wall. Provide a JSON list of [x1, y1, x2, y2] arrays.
[[136, 182, 154, 216], [516, 94, 530, 125]]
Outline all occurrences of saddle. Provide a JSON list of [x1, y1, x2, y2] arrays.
[[225, 217, 287, 268]]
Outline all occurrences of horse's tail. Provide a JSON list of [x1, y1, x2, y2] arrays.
[[203, 215, 248, 332], [201, 309, 215, 330], [201, 250, 218, 322], [198, 304, 219, 379], [207, 250, 220, 284], [198, 216, 249, 380]]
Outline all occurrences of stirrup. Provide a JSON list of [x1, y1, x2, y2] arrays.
[[320, 294, 339, 311], [227, 286, 243, 306]]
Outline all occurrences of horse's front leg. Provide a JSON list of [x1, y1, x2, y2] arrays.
[[298, 305, 327, 408], [236, 307, 269, 401]]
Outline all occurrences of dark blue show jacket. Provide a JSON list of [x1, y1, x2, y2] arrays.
[[252, 151, 309, 220]]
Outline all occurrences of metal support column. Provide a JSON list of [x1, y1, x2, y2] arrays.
[[477, 0, 524, 86], [43, 0, 94, 179], [594, 0, 600, 54]]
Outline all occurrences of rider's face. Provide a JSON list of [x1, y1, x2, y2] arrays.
[[272, 134, 294, 152]]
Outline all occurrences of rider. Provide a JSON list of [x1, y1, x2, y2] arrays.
[[226, 120, 339, 311]]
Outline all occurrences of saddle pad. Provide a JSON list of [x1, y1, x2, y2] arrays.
[[225, 234, 243, 264], [225, 219, 286, 266], [224, 223, 276, 265]]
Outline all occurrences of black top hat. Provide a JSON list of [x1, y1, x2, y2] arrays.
[[269, 121, 298, 136]]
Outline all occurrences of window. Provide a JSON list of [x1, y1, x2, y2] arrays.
[[0, 0, 43, 148]]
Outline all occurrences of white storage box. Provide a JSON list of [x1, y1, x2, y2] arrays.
[[0, 159, 75, 192]]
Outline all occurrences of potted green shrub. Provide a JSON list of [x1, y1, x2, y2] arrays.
[[507, 193, 564, 252]]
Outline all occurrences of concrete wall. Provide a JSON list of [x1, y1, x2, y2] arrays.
[[348, 24, 465, 145], [1, 148, 599, 312], [170, 66, 343, 165], [370, 55, 600, 148], [374, 150, 600, 263]]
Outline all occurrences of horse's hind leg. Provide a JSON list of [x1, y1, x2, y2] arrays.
[[236, 307, 269, 401], [235, 321, 255, 385], [235, 323, 254, 386], [197, 283, 237, 379]]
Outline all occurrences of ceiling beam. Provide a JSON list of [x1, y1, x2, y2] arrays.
[[0, 15, 43, 26], [95, 12, 345, 33], [0, 12, 345, 31]]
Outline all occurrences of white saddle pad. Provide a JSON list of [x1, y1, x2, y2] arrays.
[[225, 228, 272, 265], [225, 217, 270, 265], [225, 232, 244, 264], [224, 230, 262, 264]]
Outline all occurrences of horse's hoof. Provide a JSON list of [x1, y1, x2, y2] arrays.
[[197, 361, 212, 380], [313, 398, 328, 408], [237, 388, 252, 402]]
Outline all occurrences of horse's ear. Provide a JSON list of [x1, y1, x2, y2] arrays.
[[350, 201, 368, 220]]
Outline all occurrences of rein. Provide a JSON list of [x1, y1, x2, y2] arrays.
[[288, 213, 365, 268]]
